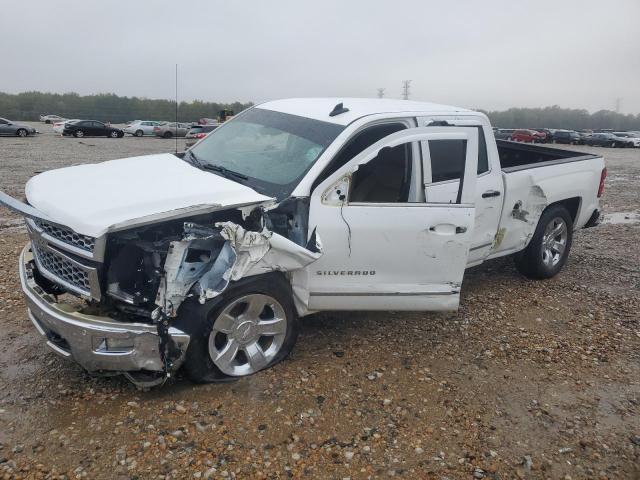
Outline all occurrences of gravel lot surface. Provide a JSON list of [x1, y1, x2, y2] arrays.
[[0, 124, 638, 479]]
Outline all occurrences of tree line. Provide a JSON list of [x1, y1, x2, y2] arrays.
[[1, 91, 639, 130], [0, 91, 253, 124], [482, 105, 640, 131]]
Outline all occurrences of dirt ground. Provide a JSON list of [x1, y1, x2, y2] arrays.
[[0, 124, 638, 480]]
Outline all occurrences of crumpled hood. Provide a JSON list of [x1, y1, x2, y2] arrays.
[[25, 153, 273, 237]]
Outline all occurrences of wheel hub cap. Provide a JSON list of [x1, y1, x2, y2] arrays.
[[541, 217, 568, 267], [208, 294, 287, 376]]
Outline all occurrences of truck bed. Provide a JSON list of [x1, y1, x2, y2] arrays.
[[497, 140, 598, 172]]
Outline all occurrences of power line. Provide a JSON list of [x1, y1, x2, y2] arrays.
[[401, 80, 411, 100]]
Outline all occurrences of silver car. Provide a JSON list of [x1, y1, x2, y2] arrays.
[[124, 120, 163, 137], [0, 118, 37, 137], [153, 122, 192, 138]]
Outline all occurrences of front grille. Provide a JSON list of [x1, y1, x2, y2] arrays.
[[34, 219, 95, 253], [32, 239, 92, 296]]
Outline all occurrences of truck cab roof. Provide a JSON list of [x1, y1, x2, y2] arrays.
[[257, 98, 473, 126]]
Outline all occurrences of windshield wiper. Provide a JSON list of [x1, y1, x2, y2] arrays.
[[183, 149, 202, 168], [201, 163, 249, 180]]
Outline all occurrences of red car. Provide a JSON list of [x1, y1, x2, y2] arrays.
[[511, 129, 544, 143]]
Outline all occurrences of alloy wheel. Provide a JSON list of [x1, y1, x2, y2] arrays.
[[541, 217, 567, 268], [208, 294, 288, 376]]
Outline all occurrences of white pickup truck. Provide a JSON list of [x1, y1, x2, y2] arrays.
[[0, 98, 606, 387]]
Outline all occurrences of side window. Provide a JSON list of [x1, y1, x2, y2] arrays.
[[349, 143, 412, 203], [314, 123, 408, 189], [428, 140, 467, 183], [477, 127, 488, 174]]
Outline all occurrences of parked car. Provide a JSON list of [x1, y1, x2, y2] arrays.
[[612, 132, 640, 147], [0, 117, 37, 137], [197, 118, 218, 125], [0, 98, 606, 387], [53, 119, 81, 135], [185, 124, 219, 148], [493, 128, 515, 140], [40, 114, 65, 124], [553, 130, 582, 145], [511, 129, 543, 143], [584, 132, 630, 148], [153, 122, 191, 138], [124, 120, 163, 137], [62, 120, 124, 138], [532, 128, 553, 143]]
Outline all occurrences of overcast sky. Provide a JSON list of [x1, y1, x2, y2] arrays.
[[2, 0, 639, 113]]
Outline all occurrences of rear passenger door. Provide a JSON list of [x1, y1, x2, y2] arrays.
[[416, 118, 504, 264], [306, 127, 479, 312]]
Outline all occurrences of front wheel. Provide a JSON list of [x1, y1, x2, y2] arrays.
[[74, 130, 84, 138], [135, 129, 144, 137], [514, 205, 573, 279], [16, 129, 28, 137], [182, 274, 299, 382]]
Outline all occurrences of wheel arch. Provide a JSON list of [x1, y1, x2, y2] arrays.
[[543, 196, 581, 227]]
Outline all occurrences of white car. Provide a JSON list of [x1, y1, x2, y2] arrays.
[[124, 120, 163, 137], [612, 132, 640, 147], [0, 98, 606, 388], [52, 119, 80, 135], [40, 114, 65, 124]]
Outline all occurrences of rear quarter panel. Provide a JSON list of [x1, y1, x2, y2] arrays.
[[490, 156, 605, 257]]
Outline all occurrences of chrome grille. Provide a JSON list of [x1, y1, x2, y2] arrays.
[[32, 239, 94, 297], [34, 219, 95, 253]]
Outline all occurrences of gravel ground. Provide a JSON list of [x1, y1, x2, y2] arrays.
[[0, 125, 638, 479]]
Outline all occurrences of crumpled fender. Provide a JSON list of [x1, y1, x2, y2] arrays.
[[157, 221, 322, 316]]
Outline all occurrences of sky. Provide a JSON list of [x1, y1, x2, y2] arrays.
[[2, 0, 639, 113]]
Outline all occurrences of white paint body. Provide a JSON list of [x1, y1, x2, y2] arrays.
[[17, 98, 606, 315]]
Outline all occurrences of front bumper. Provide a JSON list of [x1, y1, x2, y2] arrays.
[[19, 244, 190, 376]]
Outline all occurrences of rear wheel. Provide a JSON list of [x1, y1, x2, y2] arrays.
[[183, 274, 299, 382], [16, 129, 28, 137], [515, 205, 573, 279], [163, 131, 173, 139], [74, 130, 84, 138]]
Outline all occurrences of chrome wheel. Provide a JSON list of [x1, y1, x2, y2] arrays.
[[17, 129, 27, 137], [542, 217, 567, 267], [75, 130, 84, 138], [110, 131, 118, 138], [208, 294, 287, 376]]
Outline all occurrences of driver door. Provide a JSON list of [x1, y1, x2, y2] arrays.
[[304, 127, 478, 311]]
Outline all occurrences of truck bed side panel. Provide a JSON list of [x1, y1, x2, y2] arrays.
[[489, 156, 604, 258]]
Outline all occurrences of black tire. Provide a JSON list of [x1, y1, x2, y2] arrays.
[[514, 204, 573, 280], [163, 131, 173, 139], [180, 273, 299, 383], [108, 130, 119, 138], [45, 120, 51, 124], [73, 130, 84, 138], [135, 129, 144, 137], [16, 129, 28, 137]]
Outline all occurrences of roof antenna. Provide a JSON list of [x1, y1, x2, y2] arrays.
[[329, 102, 349, 117], [175, 63, 179, 155]]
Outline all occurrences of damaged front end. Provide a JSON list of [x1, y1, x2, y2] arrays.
[[17, 198, 320, 388]]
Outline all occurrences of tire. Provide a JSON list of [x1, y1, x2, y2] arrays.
[[514, 204, 573, 280], [181, 273, 299, 383], [74, 130, 84, 138], [16, 129, 28, 137], [45, 120, 51, 124], [163, 131, 173, 139], [108, 130, 119, 138], [135, 129, 144, 137]]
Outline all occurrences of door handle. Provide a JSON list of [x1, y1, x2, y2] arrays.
[[429, 225, 467, 234], [482, 190, 501, 198]]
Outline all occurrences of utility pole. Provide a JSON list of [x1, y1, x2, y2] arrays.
[[615, 97, 622, 113], [377, 88, 385, 99], [401, 80, 411, 100]]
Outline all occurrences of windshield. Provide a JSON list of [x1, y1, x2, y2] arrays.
[[190, 108, 344, 199]]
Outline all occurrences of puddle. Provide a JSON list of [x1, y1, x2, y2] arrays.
[[602, 212, 640, 225]]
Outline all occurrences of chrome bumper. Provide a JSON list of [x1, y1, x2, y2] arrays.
[[19, 244, 190, 375]]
